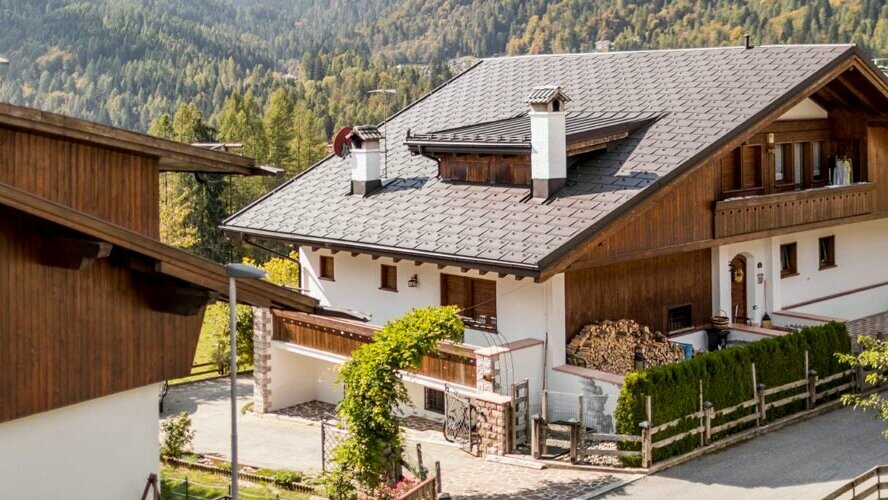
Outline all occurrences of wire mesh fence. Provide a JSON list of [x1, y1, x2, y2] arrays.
[[321, 418, 349, 473], [543, 390, 584, 425], [160, 476, 296, 500]]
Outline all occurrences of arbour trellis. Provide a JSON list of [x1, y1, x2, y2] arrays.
[[529, 350, 860, 468]]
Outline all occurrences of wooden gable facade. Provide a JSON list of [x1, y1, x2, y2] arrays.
[[557, 54, 888, 337], [0, 106, 317, 424]]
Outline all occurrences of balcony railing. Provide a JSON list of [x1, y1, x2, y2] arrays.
[[714, 182, 875, 239], [271, 309, 477, 387]]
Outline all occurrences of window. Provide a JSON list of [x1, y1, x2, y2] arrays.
[[793, 143, 804, 185], [774, 144, 786, 182], [380, 264, 397, 291], [424, 387, 445, 414], [319, 255, 335, 281], [819, 236, 836, 269], [812, 141, 824, 179], [441, 274, 497, 330], [780, 243, 798, 278], [667, 304, 693, 332]]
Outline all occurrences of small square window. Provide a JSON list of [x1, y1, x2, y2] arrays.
[[380, 264, 398, 291], [819, 236, 835, 269], [319, 255, 335, 281], [424, 387, 445, 414], [667, 304, 693, 332], [780, 243, 798, 278]]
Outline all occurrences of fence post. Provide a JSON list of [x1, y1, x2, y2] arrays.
[[857, 364, 866, 393], [185, 477, 189, 500], [578, 393, 585, 451], [541, 390, 548, 422], [641, 394, 653, 468], [435, 461, 442, 494], [531, 414, 541, 459], [417, 442, 425, 480], [751, 362, 763, 426], [321, 421, 327, 473], [698, 380, 705, 448], [703, 401, 713, 445], [807, 370, 818, 411]]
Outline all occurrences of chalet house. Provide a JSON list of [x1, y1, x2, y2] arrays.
[[224, 44, 888, 434], [0, 104, 319, 499]]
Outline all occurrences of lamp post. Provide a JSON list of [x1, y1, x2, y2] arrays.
[[0, 57, 8, 65], [368, 89, 396, 178], [225, 263, 267, 500]]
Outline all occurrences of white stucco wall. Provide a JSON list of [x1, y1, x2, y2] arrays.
[[0, 384, 160, 500], [714, 218, 888, 324]]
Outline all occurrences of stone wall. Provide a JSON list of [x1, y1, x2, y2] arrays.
[[471, 392, 512, 456], [252, 307, 273, 413]]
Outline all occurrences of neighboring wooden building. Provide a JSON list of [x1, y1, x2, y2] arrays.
[[0, 103, 318, 499], [224, 45, 888, 436]]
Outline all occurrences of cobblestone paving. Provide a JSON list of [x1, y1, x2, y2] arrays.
[[168, 379, 627, 498], [274, 400, 448, 443]]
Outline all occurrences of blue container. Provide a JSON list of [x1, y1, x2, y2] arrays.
[[675, 342, 694, 360]]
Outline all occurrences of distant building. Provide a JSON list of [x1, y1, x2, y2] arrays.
[[595, 40, 613, 52]]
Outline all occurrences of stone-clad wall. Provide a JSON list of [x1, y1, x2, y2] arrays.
[[253, 307, 273, 413], [472, 392, 512, 456]]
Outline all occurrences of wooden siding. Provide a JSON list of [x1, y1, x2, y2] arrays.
[[439, 153, 531, 185], [0, 127, 160, 238], [564, 250, 712, 340], [0, 209, 203, 424], [572, 159, 720, 264], [868, 125, 888, 213], [714, 182, 875, 238], [273, 310, 477, 387]]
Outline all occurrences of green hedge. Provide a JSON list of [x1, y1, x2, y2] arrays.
[[615, 322, 851, 465]]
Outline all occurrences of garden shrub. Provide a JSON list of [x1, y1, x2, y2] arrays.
[[615, 322, 851, 465], [160, 412, 195, 459]]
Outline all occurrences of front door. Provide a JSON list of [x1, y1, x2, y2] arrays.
[[730, 255, 748, 324]]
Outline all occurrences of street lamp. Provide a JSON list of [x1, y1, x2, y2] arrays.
[[225, 263, 267, 500], [368, 89, 396, 178], [0, 57, 8, 65]]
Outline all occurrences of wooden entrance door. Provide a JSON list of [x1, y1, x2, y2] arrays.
[[730, 255, 748, 324]]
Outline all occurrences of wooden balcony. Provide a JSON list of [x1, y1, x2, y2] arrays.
[[714, 182, 876, 239], [271, 309, 477, 387]]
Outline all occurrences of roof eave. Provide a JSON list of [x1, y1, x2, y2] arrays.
[[223, 225, 543, 279]]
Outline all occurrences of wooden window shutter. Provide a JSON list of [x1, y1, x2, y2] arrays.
[[319, 255, 334, 280], [381, 265, 397, 291]]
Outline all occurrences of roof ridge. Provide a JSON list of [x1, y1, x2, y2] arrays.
[[482, 43, 856, 62]]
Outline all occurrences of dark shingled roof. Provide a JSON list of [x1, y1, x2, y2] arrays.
[[405, 111, 661, 150], [224, 45, 856, 273], [347, 125, 383, 141], [525, 85, 572, 104]]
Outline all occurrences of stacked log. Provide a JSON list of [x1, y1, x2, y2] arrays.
[[567, 319, 685, 375]]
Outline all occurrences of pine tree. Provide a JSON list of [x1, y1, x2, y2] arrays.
[[147, 113, 174, 139], [262, 88, 296, 173]]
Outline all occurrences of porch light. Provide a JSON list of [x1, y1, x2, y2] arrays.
[[634, 347, 647, 371], [408, 274, 419, 288]]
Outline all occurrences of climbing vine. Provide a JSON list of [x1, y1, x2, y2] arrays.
[[326, 306, 464, 499]]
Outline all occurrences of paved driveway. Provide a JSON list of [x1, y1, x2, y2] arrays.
[[162, 377, 628, 499], [605, 401, 888, 499]]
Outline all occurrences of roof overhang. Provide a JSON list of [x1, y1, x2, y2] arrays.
[[0, 103, 268, 175], [222, 226, 543, 280], [0, 181, 319, 311]]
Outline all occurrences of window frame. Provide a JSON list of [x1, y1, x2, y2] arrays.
[[666, 304, 693, 333], [319, 255, 335, 281], [380, 264, 398, 292], [424, 387, 445, 414], [440, 273, 498, 331], [819, 235, 836, 270], [780, 242, 798, 278]]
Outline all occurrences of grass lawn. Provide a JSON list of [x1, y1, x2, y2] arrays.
[[160, 464, 313, 500]]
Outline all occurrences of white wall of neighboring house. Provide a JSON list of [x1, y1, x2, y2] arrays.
[[714, 218, 888, 324], [0, 384, 159, 500]]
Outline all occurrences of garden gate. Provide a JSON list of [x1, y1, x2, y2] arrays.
[[511, 378, 530, 452], [443, 385, 475, 454]]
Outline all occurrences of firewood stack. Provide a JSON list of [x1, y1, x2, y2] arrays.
[[567, 319, 685, 375]]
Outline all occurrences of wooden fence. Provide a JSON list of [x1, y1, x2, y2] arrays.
[[634, 354, 857, 467], [823, 465, 888, 499], [397, 477, 437, 500]]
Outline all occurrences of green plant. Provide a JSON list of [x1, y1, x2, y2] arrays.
[[326, 306, 464, 498], [839, 335, 888, 437], [615, 322, 851, 465], [161, 412, 195, 459], [203, 301, 254, 373]]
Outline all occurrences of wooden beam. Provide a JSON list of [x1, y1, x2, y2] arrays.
[[139, 276, 218, 316], [834, 74, 879, 109], [817, 84, 852, 108], [40, 236, 112, 270]]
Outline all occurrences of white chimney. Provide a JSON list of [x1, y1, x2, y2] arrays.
[[347, 126, 382, 196], [527, 85, 570, 199]]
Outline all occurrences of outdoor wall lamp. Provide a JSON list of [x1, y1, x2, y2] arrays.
[[408, 274, 419, 287]]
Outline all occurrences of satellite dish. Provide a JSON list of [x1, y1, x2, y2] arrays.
[[332, 127, 353, 158]]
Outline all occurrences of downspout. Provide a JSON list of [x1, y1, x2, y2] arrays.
[[417, 145, 442, 178], [542, 277, 550, 391]]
